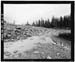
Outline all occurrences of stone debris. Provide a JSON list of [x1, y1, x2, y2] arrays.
[[4, 51, 11, 56], [57, 53, 60, 56], [47, 56, 52, 59], [4, 22, 52, 42], [33, 51, 39, 53], [63, 46, 69, 50]]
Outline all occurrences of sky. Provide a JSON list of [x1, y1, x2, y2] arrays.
[[4, 4, 71, 25]]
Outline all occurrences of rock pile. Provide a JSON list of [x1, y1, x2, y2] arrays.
[[4, 22, 48, 42]]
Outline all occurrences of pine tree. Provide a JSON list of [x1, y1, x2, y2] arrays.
[[32, 22, 35, 26], [26, 21, 30, 25]]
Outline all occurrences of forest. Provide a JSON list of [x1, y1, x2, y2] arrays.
[[26, 15, 71, 29]]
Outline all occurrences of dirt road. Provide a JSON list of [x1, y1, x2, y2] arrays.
[[4, 31, 71, 59]]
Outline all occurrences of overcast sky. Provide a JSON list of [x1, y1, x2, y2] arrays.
[[4, 4, 71, 25]]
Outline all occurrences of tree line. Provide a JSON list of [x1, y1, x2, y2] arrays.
[[4, 15, 71, 29], [26, 15, 71, 29]]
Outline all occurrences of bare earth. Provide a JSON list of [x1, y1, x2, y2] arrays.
[[4, 27, 71, 59]]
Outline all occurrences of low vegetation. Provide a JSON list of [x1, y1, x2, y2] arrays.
[[58, 33, 71, 41]]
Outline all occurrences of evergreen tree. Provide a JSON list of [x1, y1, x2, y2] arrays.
[[32, 22, 35, 26], [26, 21, 30, 25], [31, 15, 71, 29]]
